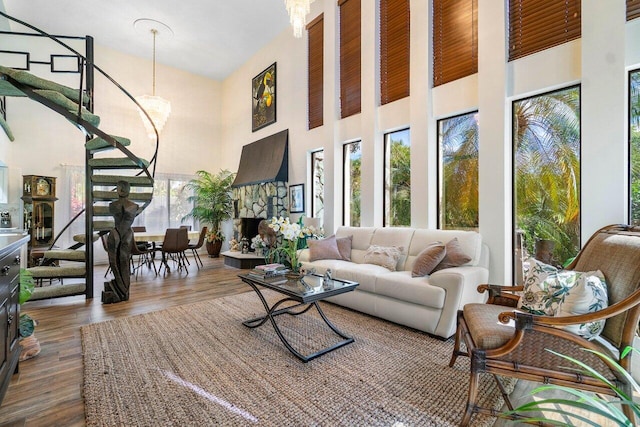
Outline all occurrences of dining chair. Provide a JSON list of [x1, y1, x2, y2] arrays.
[[130, 237, 157, 279], [100, 233, 112, 278], [187, 226, 208, 269], [132, 225, 151, 251], [155, 228, 190, 275]]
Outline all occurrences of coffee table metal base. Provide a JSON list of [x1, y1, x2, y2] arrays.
[[242, 282, 354, 363]]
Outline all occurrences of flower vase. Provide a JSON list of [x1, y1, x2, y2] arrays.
[[255, 247, 263, 257]]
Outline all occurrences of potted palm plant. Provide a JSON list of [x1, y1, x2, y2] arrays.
[[183, 169, 235, 257]]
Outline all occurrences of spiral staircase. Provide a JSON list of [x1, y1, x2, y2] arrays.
[[0, 12, 159, 300]]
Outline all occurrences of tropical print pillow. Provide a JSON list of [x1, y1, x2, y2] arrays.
[[518, 258, 565, 316], [556, 270, 608, 340], [517, 258, 609, 339]]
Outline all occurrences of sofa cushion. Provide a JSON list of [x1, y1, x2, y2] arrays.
[[369, 227, 414, 269], [334, 263, 391, 292], [412, 242, 446, 277], [364, 245, 404, 271], [432, 238, 472, 272], [375, 271, 446, 308], [336, 235, 353, 261], [300, 259, 353, 275], [407, 229, 482, 270], [336, 227, 376, 264], [308, 235, 342, 261]]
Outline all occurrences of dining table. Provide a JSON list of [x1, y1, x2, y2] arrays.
[[133, 230, 200, 273]]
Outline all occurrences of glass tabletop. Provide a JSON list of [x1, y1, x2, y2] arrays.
[[239, 273, 359, 303]]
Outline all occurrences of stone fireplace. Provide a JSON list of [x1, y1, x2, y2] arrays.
[[232, 182, 288, 242], [230, 129, 289, 245]]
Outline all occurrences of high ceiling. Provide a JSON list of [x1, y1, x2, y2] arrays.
[[1, 0, 292, 80]]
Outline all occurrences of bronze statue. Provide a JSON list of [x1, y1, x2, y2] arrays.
[[102, 180, 139, 304]]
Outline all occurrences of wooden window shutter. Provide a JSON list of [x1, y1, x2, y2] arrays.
[[629, 0, 640, 21], [509, 0, 581, 61], [432, 0, 477, 87], [308, 14, 324, 130], [380, 0, 410, 104], [339, 0, 361, 118]]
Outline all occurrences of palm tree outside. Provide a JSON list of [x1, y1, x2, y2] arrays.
[[630, 70, 640, 225]]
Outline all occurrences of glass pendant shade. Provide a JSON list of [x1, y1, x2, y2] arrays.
[[284, 0, 315, 38], [136, 94, 171, 139]]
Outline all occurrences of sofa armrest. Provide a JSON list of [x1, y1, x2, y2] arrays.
[[298, 248, 310, 263], [428, 266, 490, 338]]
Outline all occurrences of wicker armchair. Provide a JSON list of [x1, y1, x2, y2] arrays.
[[449, 224, 640, 426]]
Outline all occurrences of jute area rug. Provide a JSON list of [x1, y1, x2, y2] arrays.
[[82, 291, 511, 426]]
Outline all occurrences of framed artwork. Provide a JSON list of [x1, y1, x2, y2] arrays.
[[252, 62, 276, 132], [289, 184, 305, 213]]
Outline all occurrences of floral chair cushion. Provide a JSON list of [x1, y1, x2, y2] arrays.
[[518, 258, 608, 340]]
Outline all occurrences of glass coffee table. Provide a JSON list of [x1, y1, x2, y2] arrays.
[[238, 273, 359, 362]]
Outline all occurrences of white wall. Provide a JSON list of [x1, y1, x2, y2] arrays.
[[220, 0, 640, 283], [0, 35, 222, 244]]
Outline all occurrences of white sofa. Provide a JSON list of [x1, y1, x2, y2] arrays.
[[299, 226, 489, 339]]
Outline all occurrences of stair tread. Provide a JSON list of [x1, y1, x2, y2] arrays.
[[93, 205, 141, 216], [93, 220, 115, 231], [28, 266, 86, 278], [86, 135, 131, 152], [43, 249, 85, 261], [0, 65, 89, 105], [91, 175, 154, 187], [30, 283, 86, 301], [33, 89, 100, 127], [89, 157, 150, 169], [73, 234, 100, 243], [93, 191, 153, 201]]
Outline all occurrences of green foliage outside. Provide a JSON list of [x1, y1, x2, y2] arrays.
[[439, 113, 479, 230], [514, 87, 581, 265], [631, 71, 640, 226], [346, 142, 361, 226], [386, 130, 411, 226]]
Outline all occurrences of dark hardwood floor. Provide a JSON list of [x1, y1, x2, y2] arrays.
[[0, 255, 248, 427]]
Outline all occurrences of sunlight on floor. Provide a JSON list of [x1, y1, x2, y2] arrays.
[[161, 370, 259, 423]]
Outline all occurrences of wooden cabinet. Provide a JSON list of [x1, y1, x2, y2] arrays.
[[0, 234, 27, 405], [21, 176, 57, 261]]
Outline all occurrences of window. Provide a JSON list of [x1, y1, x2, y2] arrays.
[[384, 129, 411, 226], [508, 0, 581, 61], [630, 69, 640, 225], [339, 0, 361, 118], [438, 112, 478, 230], [380, 0, 410, 104], [307, 14, 324, 129], [311, 150, 324, 220], [66, 169, 196, 240], [513, 86, 581, 271], [432, 0, 477, 87], [343, 141, 361, 226]]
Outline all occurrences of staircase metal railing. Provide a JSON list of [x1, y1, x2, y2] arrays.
[[0, 11, 160, 298]]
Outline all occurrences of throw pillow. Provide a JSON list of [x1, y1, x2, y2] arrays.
[[517, 258, 564, 316], [412, 242, 447, 277], [432, 238, 472, 272], [308, 235, 342, 261], [336, 235, 353, 261], [556, 270, 608, 340], [364, 245, 404, 271]]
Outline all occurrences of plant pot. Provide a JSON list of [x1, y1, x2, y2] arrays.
[[534, 239, 555, 265], [206, 240, 223, 258]]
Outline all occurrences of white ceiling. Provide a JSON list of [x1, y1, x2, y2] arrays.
[[1, 0, 292, 80]]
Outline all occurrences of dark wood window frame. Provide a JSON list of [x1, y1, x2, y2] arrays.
[[380, 0, 410, 104], [508, 0, 581, 62], [307, 14, 324, 130], [339, 0, 361, 118], [432, 0, 477, 87]]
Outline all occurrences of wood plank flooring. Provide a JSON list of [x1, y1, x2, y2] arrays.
[[0, 255, 248, 427]]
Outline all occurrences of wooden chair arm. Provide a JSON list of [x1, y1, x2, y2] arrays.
[[499, 287, 640, 327], [478, 284, 523, 307]]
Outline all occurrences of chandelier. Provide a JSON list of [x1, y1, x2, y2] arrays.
[[284, 0, 315, 38], [134, 19, 172, 140]]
